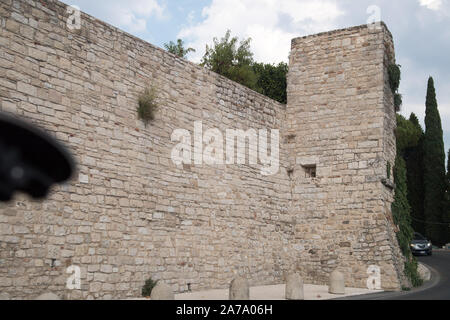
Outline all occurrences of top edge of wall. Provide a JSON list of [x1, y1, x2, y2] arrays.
[[291, 22, 393, 47], [24, 0, 286, 107]]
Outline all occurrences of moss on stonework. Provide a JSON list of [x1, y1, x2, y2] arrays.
[[388, 64, 403, 111]]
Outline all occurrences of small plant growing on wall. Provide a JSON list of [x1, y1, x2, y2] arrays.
[[142, 277, 157, 297], [137, 86, 158, 125]]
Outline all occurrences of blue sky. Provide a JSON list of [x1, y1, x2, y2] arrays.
[[61, 0, 450, 159]]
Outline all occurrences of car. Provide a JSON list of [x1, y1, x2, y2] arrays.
[[410, 232, 432, 256]]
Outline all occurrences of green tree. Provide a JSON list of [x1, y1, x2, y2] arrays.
[[391, 154, 422, 287], [201, 30, 258, 91], [200, 30, 289, 103], [423, 77, 447, 246], [409, 112, 421, 128], [253, 62, 288, 104], [164, 39, 195, 59], [405, 113, 425, 235], [396, 114, 422, 152]]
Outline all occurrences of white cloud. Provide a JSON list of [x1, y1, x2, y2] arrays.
[[63, 0, 166, 33], [178, 0, 344, 63], [419, 0, 443, 10], [108, 0, 166, 33]]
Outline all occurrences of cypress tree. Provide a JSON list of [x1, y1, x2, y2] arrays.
[[405, 113, 425, 234], [423, 77, 447, 246]]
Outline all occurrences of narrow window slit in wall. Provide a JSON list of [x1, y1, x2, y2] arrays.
[[287, 168, 294, 179], [285, 134, 296, 144], [302, 164, 317, 178]]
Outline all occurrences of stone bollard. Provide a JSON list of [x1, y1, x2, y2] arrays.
[[150, 281, 175, 300], [229, 277, 249, 300], [35, 292, 61, 300], [285, 273, 304, 300], [417, 262, 431, 281], [328, 270, 345, 295], [0, 292, 10, 300]]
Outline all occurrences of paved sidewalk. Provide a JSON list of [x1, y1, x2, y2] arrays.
[[175, 284, 383, 300]]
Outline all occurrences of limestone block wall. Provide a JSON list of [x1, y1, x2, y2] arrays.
[[0, 0, 406, 299], [0, 0, 293, 299], [286, 24, 405, 290]]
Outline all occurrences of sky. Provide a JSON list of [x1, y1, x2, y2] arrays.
[[61, 0, 450, 159]]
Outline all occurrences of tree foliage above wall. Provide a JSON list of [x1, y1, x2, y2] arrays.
[[198, 30, 288, 104], [164, 32, 288, 104], [164, 39, 196, 59], [423, 77, 447, 246], [201, 30, 258, 92], [253, 62, 288, 104], [396, 114, 422, 153]]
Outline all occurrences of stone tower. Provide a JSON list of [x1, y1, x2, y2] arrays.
[[286, 23, 406, 290]]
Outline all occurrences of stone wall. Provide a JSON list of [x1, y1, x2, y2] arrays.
[[0, 0, 405, 299], [0, 0, 294, 299], [286, 24, 406, 289]]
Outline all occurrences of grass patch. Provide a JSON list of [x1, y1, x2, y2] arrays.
[[142, 277, 157, 297]]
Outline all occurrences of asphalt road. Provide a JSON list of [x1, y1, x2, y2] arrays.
[[338, 250, 450, 300]]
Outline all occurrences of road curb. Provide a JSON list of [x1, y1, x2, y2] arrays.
[[332, 261, 440, 300]]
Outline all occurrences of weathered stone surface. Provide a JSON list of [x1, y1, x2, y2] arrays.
[[285, 273, 304, 300], [0, 0, 405, 299], [35, 292, 61, 300], [328, 270, 345, 295], [150, 282, 174, 300], [229, 277, 249, 300]]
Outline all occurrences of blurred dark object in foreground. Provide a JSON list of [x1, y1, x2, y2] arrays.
[[0, 112, 75, 201]]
